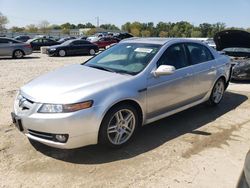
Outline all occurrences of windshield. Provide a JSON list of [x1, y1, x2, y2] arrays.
[[84, 43, 161, 75]]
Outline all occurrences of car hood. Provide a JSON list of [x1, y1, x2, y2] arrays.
[[214, 30, 250, 51], [21, 64, 130, 104]]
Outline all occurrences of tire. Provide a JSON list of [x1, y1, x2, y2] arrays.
[[99, 104, 139, 148], [58, 49, 66, 57], [13, 50, 24, 59], [208, 78, 225, 106], [89, 49, 96, 56]]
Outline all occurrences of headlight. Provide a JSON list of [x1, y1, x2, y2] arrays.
[[49, 48, 56, 51], [38, 100, 93, 113]]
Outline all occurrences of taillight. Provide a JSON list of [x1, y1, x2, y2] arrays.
[[26, 44, 32, 48]]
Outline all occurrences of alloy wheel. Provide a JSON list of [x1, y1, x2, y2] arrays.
[[107, 109, 136, 145], [212, 79, 225, 104]]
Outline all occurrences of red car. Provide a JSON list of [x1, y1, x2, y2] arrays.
[[93, 37, 120, 49]]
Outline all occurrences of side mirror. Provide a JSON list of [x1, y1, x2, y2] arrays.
[[153, 65, 176, 77]]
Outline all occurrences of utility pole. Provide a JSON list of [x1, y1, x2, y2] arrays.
[[96, 16, 99, 28]]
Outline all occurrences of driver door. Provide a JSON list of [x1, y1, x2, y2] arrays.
[[146, 43, 196, 119]]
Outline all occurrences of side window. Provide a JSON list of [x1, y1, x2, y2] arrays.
[[186, 43, 214, 65], [0, 38, 10, 44], [32, 39, 42, 43], [157, 44, 189, 69]]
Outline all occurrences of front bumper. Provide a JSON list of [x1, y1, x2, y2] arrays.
[[12, 106, 102, 149]]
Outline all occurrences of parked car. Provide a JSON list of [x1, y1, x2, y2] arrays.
[[58, 37, 76, 44], [11, 38, 231, 149], [26, 38, 59, 51], [78, 36, 88, 40], [214, 30, 250, 81], [14, 35, 31, 42], [237, 150, 250, 188], [0, 37, 32, 58], [113, 32, 134, 40], [92, 37, 120, 49], [47, 39, 99, 57]]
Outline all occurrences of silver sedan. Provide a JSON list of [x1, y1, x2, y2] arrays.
[[11, 38, 231, 149], [0, 37, 32, 58]]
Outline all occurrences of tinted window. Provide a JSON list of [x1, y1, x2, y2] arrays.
[[157, 44, 189, 69], [186, 43, 214, 65], [43, 39, 54, 43], [72, 40, 89, 45], [32, 39, 43, 43], [0, 38, 10, 44]]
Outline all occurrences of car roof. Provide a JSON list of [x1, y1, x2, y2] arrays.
[[121, 37, 206, 45]]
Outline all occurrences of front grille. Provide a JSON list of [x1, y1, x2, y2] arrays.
[[28, 129, 54, 141], [16, 95, 34, 112]]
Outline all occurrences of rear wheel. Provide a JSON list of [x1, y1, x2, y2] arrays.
[[89, 49, 95, 56], [58, 49, 66, 57], [208, 78, 225, 105], [13, 50, 24, 59], [99, 104, 138, 148]]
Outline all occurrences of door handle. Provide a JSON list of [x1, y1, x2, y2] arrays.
[[186, 73, 193, 77], [210, 66, 216, 70]]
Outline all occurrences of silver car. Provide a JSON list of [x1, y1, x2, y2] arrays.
[[11, 38, 231, 149], [0, 37, 32, 58]]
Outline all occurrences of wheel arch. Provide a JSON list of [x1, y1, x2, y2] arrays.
[[12, 49, 25, 57], [100, 99, 144, 128], [97, 99, 144, 144]]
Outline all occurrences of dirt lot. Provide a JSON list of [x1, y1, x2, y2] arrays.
[[1, 53, 250, 188]]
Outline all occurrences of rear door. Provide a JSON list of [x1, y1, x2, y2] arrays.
[[0, 38, 12, 56], [31, 39, 43, 50], [72, 40, 90, 54], [184, 43, 216, 99]]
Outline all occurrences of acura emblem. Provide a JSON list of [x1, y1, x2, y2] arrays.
[[18, 97, 26, 107]]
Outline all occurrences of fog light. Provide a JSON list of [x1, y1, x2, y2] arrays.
[[54, 134, 68, 143]]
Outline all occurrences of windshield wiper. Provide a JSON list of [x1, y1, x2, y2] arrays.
[[88, 65, 115, 73]]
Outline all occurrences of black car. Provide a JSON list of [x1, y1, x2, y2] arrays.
[[14, 35, 31, 42], [26, 38, 60, 51], [113, 32, 133, 40], [58, 37, 76, 44], [47, 39, 99, 57], [214, 30, 250, 81]]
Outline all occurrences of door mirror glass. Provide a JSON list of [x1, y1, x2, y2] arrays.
[[153, 65, 176, 77]]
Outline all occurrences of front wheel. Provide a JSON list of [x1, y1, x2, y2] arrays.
[[99, 104, 139, 148], [58, 49, 66, 57], [208, 78, 225, 105], [89, 49, 96, 56]]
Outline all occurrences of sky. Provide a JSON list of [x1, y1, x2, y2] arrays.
[[1, 0, 250, 29]]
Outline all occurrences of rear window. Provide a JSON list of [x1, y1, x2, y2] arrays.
[[186, 43, 214, 65]]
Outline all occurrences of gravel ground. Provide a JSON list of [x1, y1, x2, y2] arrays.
[[1, 53, 250, 188]]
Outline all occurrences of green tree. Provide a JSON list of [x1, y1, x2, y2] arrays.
[[86, 28, 97, 35], [26, 24, 38, 33], [100, 24, 120, 31], [141, 30, 151, 37], [38, 20, 50, 34], [85, 22, 95, 28], [130, 28, 140, 37], [50, 24, 61, 30], [11, 26, 25, 33], [121, 22, 131, 33], [77, 23, 86, 29], [159, 31, 168, 37]]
